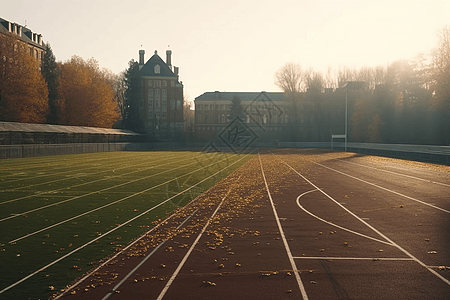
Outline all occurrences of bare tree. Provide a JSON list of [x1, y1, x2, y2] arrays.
[[274, 63, 306, 141], [304, 69, 324, 93], [274, 62, 304, 93], [429, 26, 450, 109], [428, 26, 450, 144]]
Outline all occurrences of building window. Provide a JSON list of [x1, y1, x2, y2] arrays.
[[155, 80, 161, 87], [221, 114, 226, 123], [177, 100, 182, 110], [162, 99, 167, 108], [204, 104, 209, 110], [210, 104, 215, 110], [162, 89, 167, 102], [197, 104, 202, 110], [162, 80, 167, 87], [155, 99, 160, 107], [154, 64, 160, 74], [220, 104, 225, 110], [162, 111, 167, 119], [148, 89, 153, 101], [171, 81, 175, 87], [148, 106, 153, 119], [170, 99, 175, 110], [197, 114, 202, 123], [148, 80, 152, 87]]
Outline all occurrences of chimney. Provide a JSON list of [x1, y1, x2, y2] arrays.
[[166, 50, 172, 70], [139, 50, 145, 65], [174, 66, 179, 75]]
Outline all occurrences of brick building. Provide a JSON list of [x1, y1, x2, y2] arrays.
[[0, 17, 46, 61], [194, 91, 290, 141], [137, 49, 184, 139], [194, 90, 340, 143]]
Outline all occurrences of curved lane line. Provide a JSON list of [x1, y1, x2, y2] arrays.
[[259, 154, 309, 300], [312, 160, 450, 214], [278, 155, 450, 287], [296, 190, 394, 246]]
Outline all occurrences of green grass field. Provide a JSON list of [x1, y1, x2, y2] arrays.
[[0, 150, 254, 299]]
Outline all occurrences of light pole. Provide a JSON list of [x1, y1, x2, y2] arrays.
[[345, 86, 348, 152]]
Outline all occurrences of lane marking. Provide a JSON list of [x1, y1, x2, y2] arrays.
[[0, 153, 252, 295], [102, 209, 198, 300], [277, 154, 450, 286], [294, 257, 414, 261], [7, 154, 241, 243], [156, 183, 234, 300], [311, 160, 450, 214], [53, 207, 191, 300], [0, 153, 197, 206], [336, 158, 450, 188], [296, 190, 394, 246], [5, 153, 182, 192], [0, 152, 157, 185], [259, 154, 309, 300]]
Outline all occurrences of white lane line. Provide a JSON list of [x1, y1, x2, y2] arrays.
[[53, 203, 201, 300], [278, 155, 450, 286], [8, 153, 240, 243], [5, 152, 181, 189], [53, 208, 188, 299], [259, 154, 309, 300], [0, 152, 252, 295], [102, 209, 198, 300], [336, 158, 450, 188], [2, 153, 215, 221], [0, 153, 193, 206], [156, 184, 234, 300], [0, 153, 143, 185], [294, 257, 414, 261], [296, 190, 394, 246], [312, 160, 450, 214]]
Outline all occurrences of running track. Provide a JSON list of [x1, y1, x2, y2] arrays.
[[56, 149, 450, 299]]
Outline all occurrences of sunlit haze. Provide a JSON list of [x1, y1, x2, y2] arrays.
[[3, 0, 449, 103]]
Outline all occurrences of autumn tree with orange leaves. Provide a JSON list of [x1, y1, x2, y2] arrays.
[[0, 33, 49, 123], [58, 56, 119, 127]]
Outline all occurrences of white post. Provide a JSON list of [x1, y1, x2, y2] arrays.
[[345, 88, 348, 152]]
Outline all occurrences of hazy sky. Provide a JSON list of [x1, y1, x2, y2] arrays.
[[3, 0, 449, 103]]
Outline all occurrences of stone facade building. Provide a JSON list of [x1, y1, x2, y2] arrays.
[[0, 17, 46, 61], [137, 49, 184, 139]]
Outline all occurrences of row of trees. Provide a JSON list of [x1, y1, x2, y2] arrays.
[[0, 32, 119, 127], [274, 26, 450, 145]]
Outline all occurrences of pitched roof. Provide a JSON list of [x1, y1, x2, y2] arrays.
[[195, 91, 285, 102], [138, 52, 177, 77], [0, 17, 46, 50]]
